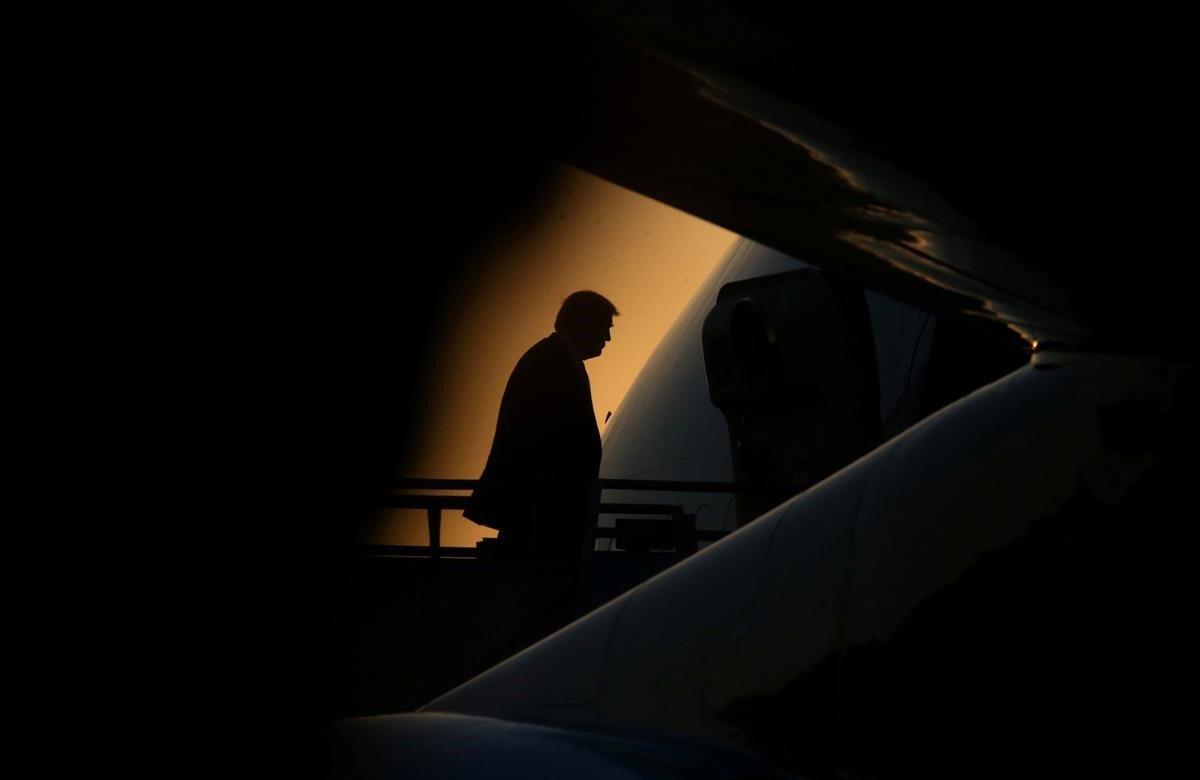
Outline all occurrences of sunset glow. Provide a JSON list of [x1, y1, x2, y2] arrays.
[[368, 165, 738, 547]]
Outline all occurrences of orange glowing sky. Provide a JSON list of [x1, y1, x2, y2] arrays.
[[369, 165, 738, 547]]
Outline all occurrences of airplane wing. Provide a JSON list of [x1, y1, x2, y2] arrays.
[[539, 5, 1191, 358]]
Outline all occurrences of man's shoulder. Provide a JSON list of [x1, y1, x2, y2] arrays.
[[517, 334, 570, 368], [506, 335, 576, 394]]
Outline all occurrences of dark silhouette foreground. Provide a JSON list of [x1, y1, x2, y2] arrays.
[[466, 291, 618, 558]]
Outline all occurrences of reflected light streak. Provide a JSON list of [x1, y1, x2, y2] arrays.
[[845, 227, 1089, 347], [677, 59, 941, 231], [840, 229, 1044, 346], [698, 86, 870, 193]]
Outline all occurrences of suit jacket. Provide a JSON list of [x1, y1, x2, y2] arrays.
[[465, 333, 601, 552]]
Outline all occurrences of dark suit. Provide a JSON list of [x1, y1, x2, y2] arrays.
[[465, 332, 601, 558]]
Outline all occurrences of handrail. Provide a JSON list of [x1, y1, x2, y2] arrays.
[[392, 478, 752, 493], [373, 477, 759, 561], [598, 478, 744, 493]]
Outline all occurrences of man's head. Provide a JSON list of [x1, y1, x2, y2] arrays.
[[555, 290, 619, 360]]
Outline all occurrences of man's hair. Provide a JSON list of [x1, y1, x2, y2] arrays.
[[555, 290, 619, 332]]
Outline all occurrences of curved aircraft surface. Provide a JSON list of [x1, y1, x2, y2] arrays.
[[600, 237, 946, 535]]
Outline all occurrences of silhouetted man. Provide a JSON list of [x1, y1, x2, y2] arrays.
[[465, 291, 618, 559]]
